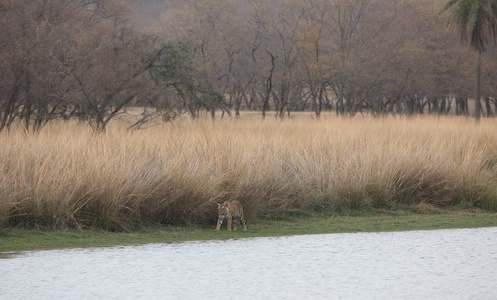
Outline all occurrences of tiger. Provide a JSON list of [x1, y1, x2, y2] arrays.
[[215, 200, 247, 231]]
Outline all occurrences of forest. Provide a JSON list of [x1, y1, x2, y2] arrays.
[[2, 0, 497, 230], [2, 0, 497, 133]]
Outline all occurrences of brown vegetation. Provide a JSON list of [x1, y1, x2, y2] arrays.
[[1, 116, 496, 231]]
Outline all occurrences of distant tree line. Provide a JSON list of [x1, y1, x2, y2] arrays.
[[161, 0, 497, 119], [1, 0, 497, 132]]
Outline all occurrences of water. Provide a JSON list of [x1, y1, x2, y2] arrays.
[[1, 227, 497, 300]]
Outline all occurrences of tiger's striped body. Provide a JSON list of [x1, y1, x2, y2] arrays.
[[215, 201, 247, 231]]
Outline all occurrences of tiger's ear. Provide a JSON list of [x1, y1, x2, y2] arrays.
[[217, 203, 221, 208]]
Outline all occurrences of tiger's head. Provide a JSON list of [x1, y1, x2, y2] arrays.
[[218, 202, 229, 217]]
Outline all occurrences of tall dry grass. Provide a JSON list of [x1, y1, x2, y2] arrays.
[[1, 116, 497, 230]]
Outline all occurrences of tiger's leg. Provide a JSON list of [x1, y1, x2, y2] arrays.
[[215, 216, 223, 231], [227, 214, 232, 231], [232, 216, 237, 231], [240, 215, 247, 231]]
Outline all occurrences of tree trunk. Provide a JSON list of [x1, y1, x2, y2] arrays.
[[337, 80, 345, 115], [475, 50, 481, 122], [485, 97, 493, 117]]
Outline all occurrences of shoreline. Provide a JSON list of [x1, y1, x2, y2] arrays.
[[2, 210, 497, 255]]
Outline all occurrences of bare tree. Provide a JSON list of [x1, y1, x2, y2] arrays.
[[0, 0, 80, 132]]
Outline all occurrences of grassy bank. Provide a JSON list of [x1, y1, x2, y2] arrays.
[[1, 116, 497, 231], [2, 210, 497, 253]]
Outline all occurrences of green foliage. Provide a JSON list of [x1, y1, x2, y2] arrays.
[[441, 0, 497, 52], [149, 42, 224, 119], [457, 182, 497, 211], [149, 42, 195, 84]]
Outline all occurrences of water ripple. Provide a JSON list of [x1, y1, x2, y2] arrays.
[[1, 227, 497, 300]]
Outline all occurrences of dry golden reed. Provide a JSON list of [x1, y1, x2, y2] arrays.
[[1, 116, 497, 230]]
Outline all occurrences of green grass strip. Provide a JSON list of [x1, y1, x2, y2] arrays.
[[1, 210, 497, 255]]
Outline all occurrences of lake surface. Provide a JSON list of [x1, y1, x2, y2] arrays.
[[1, 227, 497, 300]]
